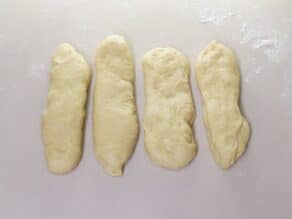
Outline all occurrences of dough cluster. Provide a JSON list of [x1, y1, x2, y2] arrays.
[[42, 43, 91, 174], [93, 35, 139, 176], [195, 41, 250, 168], [142, 48, 197, 169], [42, 38, 251, 174]]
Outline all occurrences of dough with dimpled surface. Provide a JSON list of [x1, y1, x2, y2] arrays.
[[93, 35, 139, 176], [195, 41, 250, 168], [142, 47, 197, 170], [42, 43, 91, 174]]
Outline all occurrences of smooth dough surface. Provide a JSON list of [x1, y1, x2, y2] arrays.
[[42, 43, 91, 174], [93, 35, 139, 176], [142, 48, 197, 170], [195, 41, 250, 169]]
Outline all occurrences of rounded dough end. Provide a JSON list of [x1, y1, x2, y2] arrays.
[[142, 47, 190, 74], [98, 35, 129, 55], [145, 143, 197, 170], [102, 35, 126, 44], [52, 43, 76, 64], [195, 40, 235, 71], [96, 152, 126, 177], [211, 118, 251, 169], [102, 165, 123, 177], [100, 161, 124, 177], [47, 156, 80, 175]]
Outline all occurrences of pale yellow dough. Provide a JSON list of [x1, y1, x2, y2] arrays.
[[142, 48, 197, 170], [42, 43, 91, 174], [195, 41, 250, 169], [93, 35, 139, 176]]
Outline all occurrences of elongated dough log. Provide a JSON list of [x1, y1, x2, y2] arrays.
[[195, 41, 250, 169], [42, 43, 91, 174], [93, 35, 139, 176], [142, 48, 197, 170]]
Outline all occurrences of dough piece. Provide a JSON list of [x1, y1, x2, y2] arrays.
[[142, 48, 197, 170], [93, 35, 139, 176], [195, 41, 250, 169], [42, 43, 91, 174]]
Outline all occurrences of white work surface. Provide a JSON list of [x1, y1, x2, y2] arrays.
[[1, 1, 292, 218]]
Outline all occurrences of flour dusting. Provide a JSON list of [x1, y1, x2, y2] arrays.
[[199, 8, 234, 25], [197, 5, 290, 64], [240, 24, 266, 44], [240, 23, 288, 63], [255, 66, 263, 74], [252, 39, 276, 49]]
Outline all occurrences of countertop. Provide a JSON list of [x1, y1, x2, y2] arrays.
[[0, 1, 292, 218]]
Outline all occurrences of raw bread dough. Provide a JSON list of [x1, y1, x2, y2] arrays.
[[142, 48, 197, 170], [93, 35, 139, 176], [42, 43, 91, 174], [195, 41, 250, 169]]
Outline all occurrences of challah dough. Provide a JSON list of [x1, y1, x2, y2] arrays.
[[142, 48, 197, 170], [42, 43, 91, 174], [93, 35, 139, 176], [195, 41, 250, 168]]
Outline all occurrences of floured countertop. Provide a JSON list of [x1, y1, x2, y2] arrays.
[[0, 1, 291, 219]]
